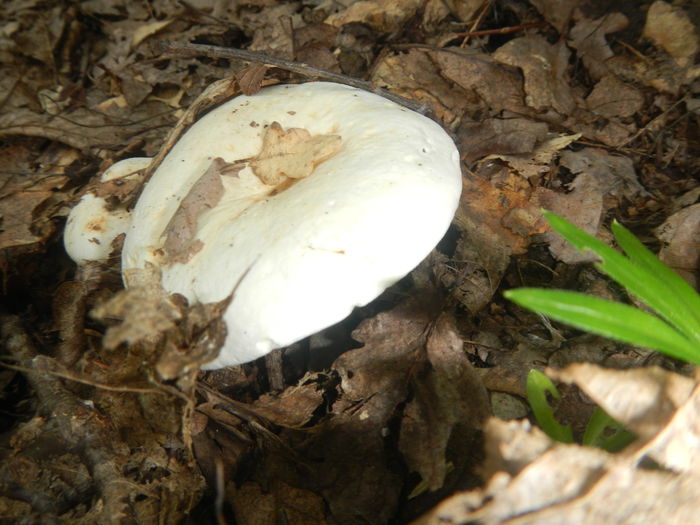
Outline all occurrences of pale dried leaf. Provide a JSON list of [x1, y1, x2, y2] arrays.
[[249, 122, 342, 185], [655, 203, 700, 287], [459, 118, 548, 164], [131, 19, 173, 48], [550, 363, 695, 442], [431, 49, 528, 116], [559, 148, 647, 200], [485, 133, 581, 178], [325, 0, 423, 33], [643, 1, 699, 68], [638, 382, 700, 473], [372, 49, 477, 125]]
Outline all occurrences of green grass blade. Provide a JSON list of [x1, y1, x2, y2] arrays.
[[583, 407, 636, 452], [526, 370, 573, 443], [504, 289, 700, 364], [612, 220, 700, 342], [543, 211, 700, 347]]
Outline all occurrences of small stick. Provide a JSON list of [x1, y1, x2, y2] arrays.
[[161, 41, 431, 115], [457, 21, 548, 40]]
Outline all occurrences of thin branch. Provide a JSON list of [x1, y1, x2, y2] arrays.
[[160, 41, 431, 116]]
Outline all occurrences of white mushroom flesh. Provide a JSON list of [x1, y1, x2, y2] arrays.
[[64, 157, 150, 265]]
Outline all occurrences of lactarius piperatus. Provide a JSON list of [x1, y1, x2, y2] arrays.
[[64, 82, 462, 369]]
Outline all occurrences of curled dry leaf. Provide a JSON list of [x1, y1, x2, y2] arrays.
[[156, 298, 231, 380], [643, 1, 699, 68], [91, 266, 182, 349], [655, 203, 700, 287], [416, 363, 700, 525], [549, 363, 695, 443]]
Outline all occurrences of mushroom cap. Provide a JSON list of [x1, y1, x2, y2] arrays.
[[64, 157, 150, 265], [122, 82, 462, 369]]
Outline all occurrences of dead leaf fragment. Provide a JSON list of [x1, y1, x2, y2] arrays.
[[399, 313, 490, 490], [586, 75, 644, 119], [131, 19, 173, 49], [639, 382, 700, 473], [372, 49, 477, 125], [550, 363, 695, 443], [459, 118, 548, 164], [493, 36, 575, 115], [431, 49, 528, 116], [536, 148, 647, 263], [643, 1, 699, 68], [163, 157, 241, 264], [487, 133, 581, 179], [249, 122, 342, 185], [325, 0, 423, 34], [568, 12, 629, 81], [529, 0, 576, 35], [655, 203, 700, 287], [92, 266, 182, 349]]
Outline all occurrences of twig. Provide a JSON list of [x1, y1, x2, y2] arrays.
[[160, 41, 431, 116], [618, 95, 689, 148], [0, 316, 135, 521], [460, 0, 494, 47], [457, 21, 547, 40], [0, 357, 166, 394]]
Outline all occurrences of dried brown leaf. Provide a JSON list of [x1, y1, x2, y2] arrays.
[[232, 480, 329, 525], [486, 133, 581, 179], [585, 75, 644, 119], [399, 314, 490, 490], [92, 266, 182, 349], [656, 203, 700, 287], [535, 147, 647, 263], [163, 157, 242, 264], [568, 12, 629, 81], [372, 49, 477, 125], [236, 65, 269, 96], [325, 0, 423, 33], [430, 49, 528, 116], [493, 36, 575, 116], [643, 1, 699, 68], [249, 122, 342, 185], [252, 373, 326, 428], [529, 0, 577, 34], [156, 298, 231, 380], [458, 118, 548, 164]]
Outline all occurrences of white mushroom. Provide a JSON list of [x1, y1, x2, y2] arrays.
[[64, 157, 150, 265], [69, 82, 462, 369]]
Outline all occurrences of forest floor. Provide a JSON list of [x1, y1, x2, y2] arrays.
[[1, 0, 699, 523]]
